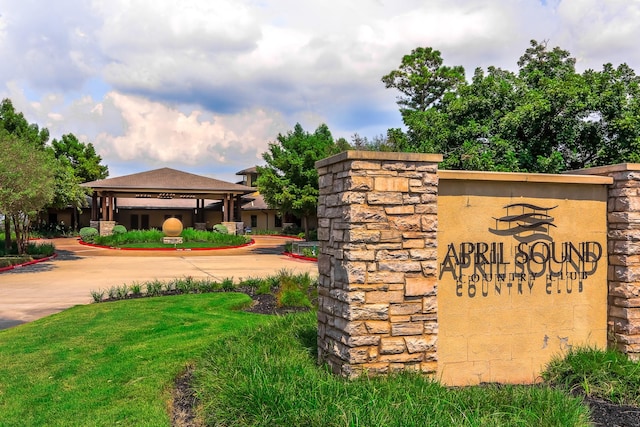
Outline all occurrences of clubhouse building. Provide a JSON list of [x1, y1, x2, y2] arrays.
[[47, 167, 295, 234]]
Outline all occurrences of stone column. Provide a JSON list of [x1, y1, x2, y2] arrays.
[[576, 164, 640, 360], [315, 151, 442, 377]]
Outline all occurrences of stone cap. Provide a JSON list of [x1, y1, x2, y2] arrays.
[[438, 169, 613, 185], [569, 163, 640, 176], [316, 151, 443, 168]]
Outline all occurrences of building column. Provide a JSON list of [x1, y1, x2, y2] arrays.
[[91, 192, 98, 221], [315, 151, 442, 377], [576, 163, 640, 361], [100, 193, 107, 221], [235, 194, 243, 221], [223, 195, 229, 222]]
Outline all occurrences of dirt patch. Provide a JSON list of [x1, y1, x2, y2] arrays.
[[170, 366, 201, 427], [585, 396, 640, 427]]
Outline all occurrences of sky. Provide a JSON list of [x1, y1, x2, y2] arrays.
[[1, 0, 639, 183]]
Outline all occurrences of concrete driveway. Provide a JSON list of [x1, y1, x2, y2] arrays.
[[0, 236, 317, 330]]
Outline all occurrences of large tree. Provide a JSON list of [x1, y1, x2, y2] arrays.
[[383, 40, 640, 173], [50, 133, 109, 228], [51, 133, 108, 182], [256, 123, 346, 240], [0, 99, 109, 243], [0, 99, 52, 249], [0, 131, 56, 254]]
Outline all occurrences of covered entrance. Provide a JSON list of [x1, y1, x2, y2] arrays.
[[82, 168, 254, 230]]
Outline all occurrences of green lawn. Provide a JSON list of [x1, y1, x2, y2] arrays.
[[112, 241, 249, 249], [2, 293, 638, 426], [0, 293, 266, 427]]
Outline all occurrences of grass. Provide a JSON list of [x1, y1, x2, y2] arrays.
[[90, 270, 318, 309], [543, 346, 640, 407], [0, 293, 266, 427], [194, 312, 591, 426], [2, 289, 638, 426], [87, 228, 250, 248]]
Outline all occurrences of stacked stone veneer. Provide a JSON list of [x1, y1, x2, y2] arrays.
[[90, 220, 116, 236], [316, 151, 443, 377], [579, 164, 640, 361]]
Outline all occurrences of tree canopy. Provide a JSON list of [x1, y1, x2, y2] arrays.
[[51, 133, 109, 183], [0, 98, 109, 251], [0, 131, 56, 253], [383, 40, 640, 173], [256, 123, 347, 240]]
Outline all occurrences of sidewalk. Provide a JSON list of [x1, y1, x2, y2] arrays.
[[0, 236, 317, 330]]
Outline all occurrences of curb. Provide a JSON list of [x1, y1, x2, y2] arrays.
[[283, 252, 318, 262], [0, 253, 58, 273]]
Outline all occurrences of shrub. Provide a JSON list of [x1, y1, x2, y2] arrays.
[[79, 227, 98, 242], [0, 256, 32, 268], [145, 280, 163, 297], [197, 279, 217, 293], [212, 224, 228, 234], [175, 276, 197, 294], [256, 280, 272, 295], [112, 225, 127, 235], [276, 275, 312, 308], [221, 277, 235, 291], [130, 283, 142, 296], [301, 247, 317, 258], [25, 242, 55, 257], [90, 289, 105, 303], [282, 224, 301, 235]]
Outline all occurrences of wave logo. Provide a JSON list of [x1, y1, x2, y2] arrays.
[[488, 203, 557, 243]]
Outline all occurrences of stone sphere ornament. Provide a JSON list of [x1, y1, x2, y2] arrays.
[[162, 218, 183, 237]]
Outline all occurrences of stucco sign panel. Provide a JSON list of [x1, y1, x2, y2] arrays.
[[437, 178, 608, 385]]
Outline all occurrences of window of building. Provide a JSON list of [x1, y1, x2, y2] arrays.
[[250, 215, 258, 228], [275, 215, 282, 227]]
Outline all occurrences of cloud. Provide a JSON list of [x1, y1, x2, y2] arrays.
[[2, 0, 640, 180], [0, 0, 101, 91], [94, 92, 288, 169]]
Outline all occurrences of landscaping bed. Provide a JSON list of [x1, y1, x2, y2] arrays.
[[0, 241, 56, 271], [79, 227, 251, 250]]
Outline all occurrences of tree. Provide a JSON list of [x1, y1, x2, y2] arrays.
[[382, 47, 466, 113], [383, 40, 640, 173], [381, 47, 466, 154], [0, 131, 56, 254], [0, 99, 52, 249], [256, 123, 347, 240], [50, 133, 109, 229], [0, 99, 49, 148], [51, 133, 108, 182]]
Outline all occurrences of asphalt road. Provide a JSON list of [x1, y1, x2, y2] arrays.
[[0, 236, 317, 330]]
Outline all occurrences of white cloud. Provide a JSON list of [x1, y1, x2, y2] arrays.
[[94, 92, 288, 168], [2, 0, 640, 179]]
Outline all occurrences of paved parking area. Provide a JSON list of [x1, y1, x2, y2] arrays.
[[0, 236, 317, 330]]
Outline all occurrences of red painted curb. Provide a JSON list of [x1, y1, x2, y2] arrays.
[[78, 239, 255, 251], [261, 235, 304, 240], [283, 252, 318, 262], [0, 253, 58, 273]]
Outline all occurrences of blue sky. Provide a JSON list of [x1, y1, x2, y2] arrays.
[[1, 0, 639, 183]]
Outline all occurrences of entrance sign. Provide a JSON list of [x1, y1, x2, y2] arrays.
[[437, 172, 608, 384], [316, 151, 640, 386]]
